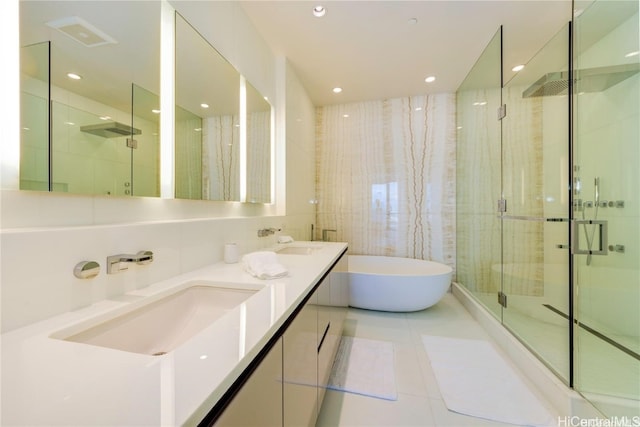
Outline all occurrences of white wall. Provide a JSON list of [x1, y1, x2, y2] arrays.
[[1, 0, 316, 331]]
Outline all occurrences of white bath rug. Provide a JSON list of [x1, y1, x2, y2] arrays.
[[327, 336, 397, 401], [422, 335, 555, 426]]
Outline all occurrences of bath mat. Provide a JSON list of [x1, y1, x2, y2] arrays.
[[422, 336, 554, 426], [327, 336, 397, 400]]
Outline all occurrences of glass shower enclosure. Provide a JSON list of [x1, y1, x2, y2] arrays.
[[456, 0, 639, 418], [573, 0, 640, 417]]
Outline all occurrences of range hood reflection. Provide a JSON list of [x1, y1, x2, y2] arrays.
[[80, 121, 142, 138]]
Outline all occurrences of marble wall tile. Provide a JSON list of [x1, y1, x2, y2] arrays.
[[315, 93, 456, 269]]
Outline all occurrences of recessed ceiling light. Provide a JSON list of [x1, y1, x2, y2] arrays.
[[415, 107, 423, 111], [408, 18, 418, 25], [473, 101, 487, 106], [313, 6, 326, 17], [512, 64, 525, 72], [67, 73, 82, 80], [99, 115, 111, 120], [332, 87, 343, 93], [64, 121, 75, 126], [194, 128, 202, 132], [625, 51, 639, 58], [200, 103, 209, 109], [424, 76, 436, 83], [343, 114, 349, 118], [152, 109, 161, 114]]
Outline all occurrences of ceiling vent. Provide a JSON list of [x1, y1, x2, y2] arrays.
[[46, 16, 117, 47]]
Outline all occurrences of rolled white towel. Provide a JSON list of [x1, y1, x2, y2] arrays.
[[242, 251, 289, 280]]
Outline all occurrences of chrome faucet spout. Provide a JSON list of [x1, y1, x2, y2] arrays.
[[107, 250, 153, 274]]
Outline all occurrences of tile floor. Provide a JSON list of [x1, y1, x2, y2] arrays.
[[316, 292, 560, 427]]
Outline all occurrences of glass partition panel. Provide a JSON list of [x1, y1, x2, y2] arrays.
[[20, 42, 50, 191], [245, 81, 272, 204], [175, 13, 241, 201], [456, 28, 503, 320], [501, 24, 571, 383], [132, 85, 160, 197], [175, 105, 203, 199], [573, 0, 640, 417]]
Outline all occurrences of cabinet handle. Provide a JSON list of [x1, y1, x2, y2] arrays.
[[317, 322, 331, 353]]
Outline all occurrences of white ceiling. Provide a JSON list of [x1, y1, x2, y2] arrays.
[[239, 1, 574, 106]]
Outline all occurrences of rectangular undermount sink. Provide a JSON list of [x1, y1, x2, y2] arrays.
[[54, 282, 261, 356], [275, 245, 322, 255]]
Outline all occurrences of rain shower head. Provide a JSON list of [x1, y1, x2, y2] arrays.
[[80, 122, 142, 138], [522, 63, 639, 98]]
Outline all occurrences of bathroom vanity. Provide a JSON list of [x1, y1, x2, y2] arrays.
[[1, 242, 348, 426]]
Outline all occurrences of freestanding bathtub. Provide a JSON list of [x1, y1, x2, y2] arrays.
[[348, 255, 453, 312]]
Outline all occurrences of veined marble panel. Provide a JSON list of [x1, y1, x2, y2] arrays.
[[316, 94, 456, 270], [204, 115, 240, 201]]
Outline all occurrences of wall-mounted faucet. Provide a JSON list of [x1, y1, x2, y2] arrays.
[[107, 250, 153, 274], [257, 228, 280, 237]]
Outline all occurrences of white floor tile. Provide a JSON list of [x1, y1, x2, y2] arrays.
[[317, 390, 435, 427], [317, 293, 559, 426]]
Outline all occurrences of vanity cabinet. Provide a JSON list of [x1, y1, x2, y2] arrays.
[[283, 289, 318, 427], [316, 254, 348, 409], [211, 251, 348, 427], [213, 338, 283, 427]]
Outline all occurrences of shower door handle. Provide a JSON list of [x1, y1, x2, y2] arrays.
[[572, 219, 608, 255]]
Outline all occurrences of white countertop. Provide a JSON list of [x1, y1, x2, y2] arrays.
[[1, 241, 348, 426]]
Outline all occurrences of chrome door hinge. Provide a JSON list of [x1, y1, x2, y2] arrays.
[[498, 291, 508, 308], [497, 198, 507, 213], [497, 104, 507, 120]]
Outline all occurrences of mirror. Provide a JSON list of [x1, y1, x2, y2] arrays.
[[175, 13, 241, 201], [19, 1, 161, 196], [245, 81, 272, 203]]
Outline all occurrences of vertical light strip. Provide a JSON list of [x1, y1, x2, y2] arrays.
[[239, 76, 247, 202], [160, 0, 175, 198], [0, 0, 20, 190], [270, 104, 275, 204]]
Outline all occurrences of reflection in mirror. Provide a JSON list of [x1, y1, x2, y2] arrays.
[[175, 13, 240, 201], [19, 1, 161, 196], [245, 81, 272, 203], [20, 42, 50, 191]]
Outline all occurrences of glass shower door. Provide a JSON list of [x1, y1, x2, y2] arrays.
[[455, 28, 504, 321], [501, 24, 571, 383], [573, 0, 640, 418]]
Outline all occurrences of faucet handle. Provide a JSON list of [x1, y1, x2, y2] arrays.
[[136, 250, 153, 265]]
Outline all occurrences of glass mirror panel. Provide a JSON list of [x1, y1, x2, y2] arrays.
[[245, 81, 272, 204], [19, 1, 161, 196], [175, 13, 240, 201]]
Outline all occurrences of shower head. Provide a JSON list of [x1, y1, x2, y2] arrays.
[[522, 63, 639, 98], [80, 122, 142, 138]]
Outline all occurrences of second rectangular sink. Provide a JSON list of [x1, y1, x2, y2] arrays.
[[275, 245, 322, 255], [54, 282, 261, 356]]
